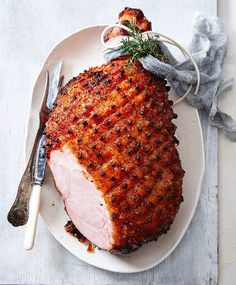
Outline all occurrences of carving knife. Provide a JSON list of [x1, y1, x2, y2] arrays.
[[8, 59, 63, 250], [24, 59, 63, 250]]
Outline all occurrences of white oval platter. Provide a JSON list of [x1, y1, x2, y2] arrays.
[[25, 25, 205, 273]]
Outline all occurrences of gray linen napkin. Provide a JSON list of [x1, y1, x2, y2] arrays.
[[104, 15, 236, 140]]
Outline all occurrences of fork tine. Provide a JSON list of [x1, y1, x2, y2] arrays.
[[47, 58, 63, 110], [58, 75, 64, 92], [40, 71, 50, 115]]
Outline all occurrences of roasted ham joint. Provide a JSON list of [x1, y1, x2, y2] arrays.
[[45, 7, 184, 254]]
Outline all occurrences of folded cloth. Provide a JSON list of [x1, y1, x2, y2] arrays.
[[104, 15, 236, 141]]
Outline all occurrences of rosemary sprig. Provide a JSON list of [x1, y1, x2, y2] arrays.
[[121, 23, 168, 70]]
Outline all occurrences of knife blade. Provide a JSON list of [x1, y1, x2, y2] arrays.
[[33, 135, 46, 185]]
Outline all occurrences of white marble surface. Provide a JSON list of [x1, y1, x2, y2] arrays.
[[0, 0, 235, 284]]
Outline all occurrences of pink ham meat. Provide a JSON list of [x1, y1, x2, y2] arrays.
[[49, 146, 113, 250]]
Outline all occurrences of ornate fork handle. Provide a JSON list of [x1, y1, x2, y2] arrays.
[[7, 128, 42, 227]]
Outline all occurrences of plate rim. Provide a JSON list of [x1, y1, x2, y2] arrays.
[[25, 25, 205, 273]]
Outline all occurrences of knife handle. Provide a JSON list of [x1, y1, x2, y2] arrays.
[[23, 184, 42, 250]]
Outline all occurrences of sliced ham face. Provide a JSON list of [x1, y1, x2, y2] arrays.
[[45, 7, 184, 253], [49, 145, 113, 250]]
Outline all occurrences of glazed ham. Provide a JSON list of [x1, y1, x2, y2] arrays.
[[45, 8, 184, 253]]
